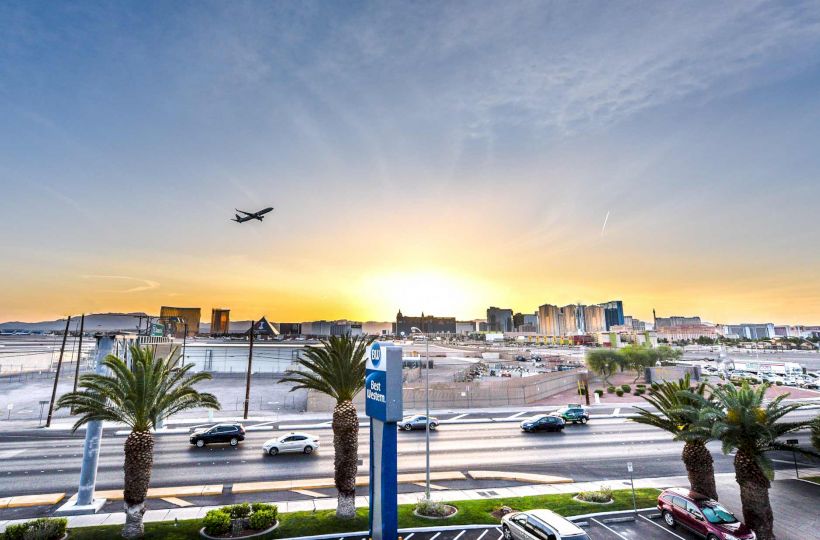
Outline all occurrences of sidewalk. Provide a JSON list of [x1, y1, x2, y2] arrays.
[[2, 468, 818, 533]]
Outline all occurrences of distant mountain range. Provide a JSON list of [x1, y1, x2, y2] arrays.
[[0, 313, 149, 332], [1, 314, 392, 335]]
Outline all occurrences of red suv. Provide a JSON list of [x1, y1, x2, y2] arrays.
[[658, 488, 755, 540]]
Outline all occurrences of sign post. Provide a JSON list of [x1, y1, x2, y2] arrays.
[[366, 342, 403, 540], [786, 439, 799, 478], [627, 461, 636, 513]]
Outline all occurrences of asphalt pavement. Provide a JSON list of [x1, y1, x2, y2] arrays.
[[0, 411, 817, 502]]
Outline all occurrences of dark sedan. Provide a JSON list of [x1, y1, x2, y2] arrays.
[[520, 414, 565, 433]]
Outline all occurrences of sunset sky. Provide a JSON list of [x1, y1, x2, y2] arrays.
[[2, 1, 820, 324]]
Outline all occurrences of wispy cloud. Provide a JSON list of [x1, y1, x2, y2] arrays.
[[82, 275, 160, 293], [601, 211, 611, 237]]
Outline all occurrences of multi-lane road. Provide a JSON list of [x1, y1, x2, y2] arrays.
[[0, 409, 817, 499]]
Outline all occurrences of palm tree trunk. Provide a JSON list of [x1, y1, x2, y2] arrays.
[[333, 399, 359, 519], [122, 430, 154, 538], [734, 450, 775, 540], [681, 440, 718, 500]]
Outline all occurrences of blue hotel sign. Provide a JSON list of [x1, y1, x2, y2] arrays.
[[365, 342, 402, 540]]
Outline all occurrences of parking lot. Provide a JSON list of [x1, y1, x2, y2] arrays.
[[582, 510, 693, 540], [308, 510, 705, 540]]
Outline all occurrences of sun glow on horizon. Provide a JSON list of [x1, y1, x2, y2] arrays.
[[358, 270, 488, 320]]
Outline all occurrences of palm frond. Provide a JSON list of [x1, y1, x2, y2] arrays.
[[57, 343, 220, 432], [280, 334, 373, 403]]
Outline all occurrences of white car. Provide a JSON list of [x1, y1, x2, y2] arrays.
[[262, 432, 320, 456], [501, 509, 589, 540]]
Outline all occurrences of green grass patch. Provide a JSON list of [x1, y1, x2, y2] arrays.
[[802, 476, 820, 485], [65, 488, 660, 539]]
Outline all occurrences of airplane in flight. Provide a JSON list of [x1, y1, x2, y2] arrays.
[[232, 207, 274, 223]]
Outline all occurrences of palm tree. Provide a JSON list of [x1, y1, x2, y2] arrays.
[[812, 415, 820, 452], [280, 334, 373, 519], [632, 374, 719, 500], [57, 345, 220, 538], [707, 381, 818, 540]]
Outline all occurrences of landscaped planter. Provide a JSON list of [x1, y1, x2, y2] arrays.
[[199, 521, 279, 539], [572, 495, 614, 505], [412, 505, 458, 519]]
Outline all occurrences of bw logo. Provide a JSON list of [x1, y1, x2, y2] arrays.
[[370, 343, 381, 367]]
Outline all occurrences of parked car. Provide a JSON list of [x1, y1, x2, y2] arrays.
[[398, 415, 439, 431], [553, 405, 589, 424], [657, 488, 756, 540], [515, 355, 528, 362], [501, 509, 590, 540], [189, 423, 245, 447], [262, 432, 319, 456], [520, 414, 565, 433]]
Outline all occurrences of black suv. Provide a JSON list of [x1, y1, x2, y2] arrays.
[[190, 423, 246, 447]]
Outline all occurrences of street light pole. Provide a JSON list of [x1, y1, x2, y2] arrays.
[[425, 328, 430, 499], [411, 325, 431, 500]]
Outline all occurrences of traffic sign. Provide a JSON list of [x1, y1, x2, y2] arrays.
[[627, 462, 633, 473]]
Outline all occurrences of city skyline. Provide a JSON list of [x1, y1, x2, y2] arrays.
[[2, 2, 820, 325]]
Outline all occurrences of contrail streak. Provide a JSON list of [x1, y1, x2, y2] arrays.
[[600, 211, 610, 236]]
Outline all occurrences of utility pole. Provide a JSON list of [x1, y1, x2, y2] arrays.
[[243, 320, 255, 420], [46, 316, 71, 428], [182, 321, 188, 367], [71, 314, 85, 413]]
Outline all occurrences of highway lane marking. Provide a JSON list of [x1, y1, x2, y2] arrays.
[[448, 413, 469, 421], [161, 497, 193, 507], [494, 527, 502, 540], [639, 514, 687, 539], [475, 530, 487, 540], [505, 412, 526, 420], [453, 530, 466, 540], [591, 518, 629, 539], [430, 532, 441, 540], [292, 489, 327, 498], [404, 534, 414, 539]]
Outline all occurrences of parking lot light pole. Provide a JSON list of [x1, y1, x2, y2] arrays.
[[411, 326, 431, 500]]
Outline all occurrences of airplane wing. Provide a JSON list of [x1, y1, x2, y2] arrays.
[[235, 209, 254, 216]]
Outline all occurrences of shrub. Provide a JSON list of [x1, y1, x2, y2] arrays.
[[251, 502, 276, 514], [621, 384, 631, 393], [3, 523, 27, 540], [4, 518, 68, 540], [594, 389, 604, 396], [636, 384, 646, 389], [577, 485, 613, 503], [607, 386, 616, 394], [203, 509, 231, 535], [227, 502, 250, 519], [633, 390, 641, 396], [415, 498, 452, 518], [248, 509, 276, 530], [775, 381, 783, 386], [615, 389, 624, 397]]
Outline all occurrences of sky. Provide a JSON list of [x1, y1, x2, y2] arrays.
[[1, 1, 820, 325]]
